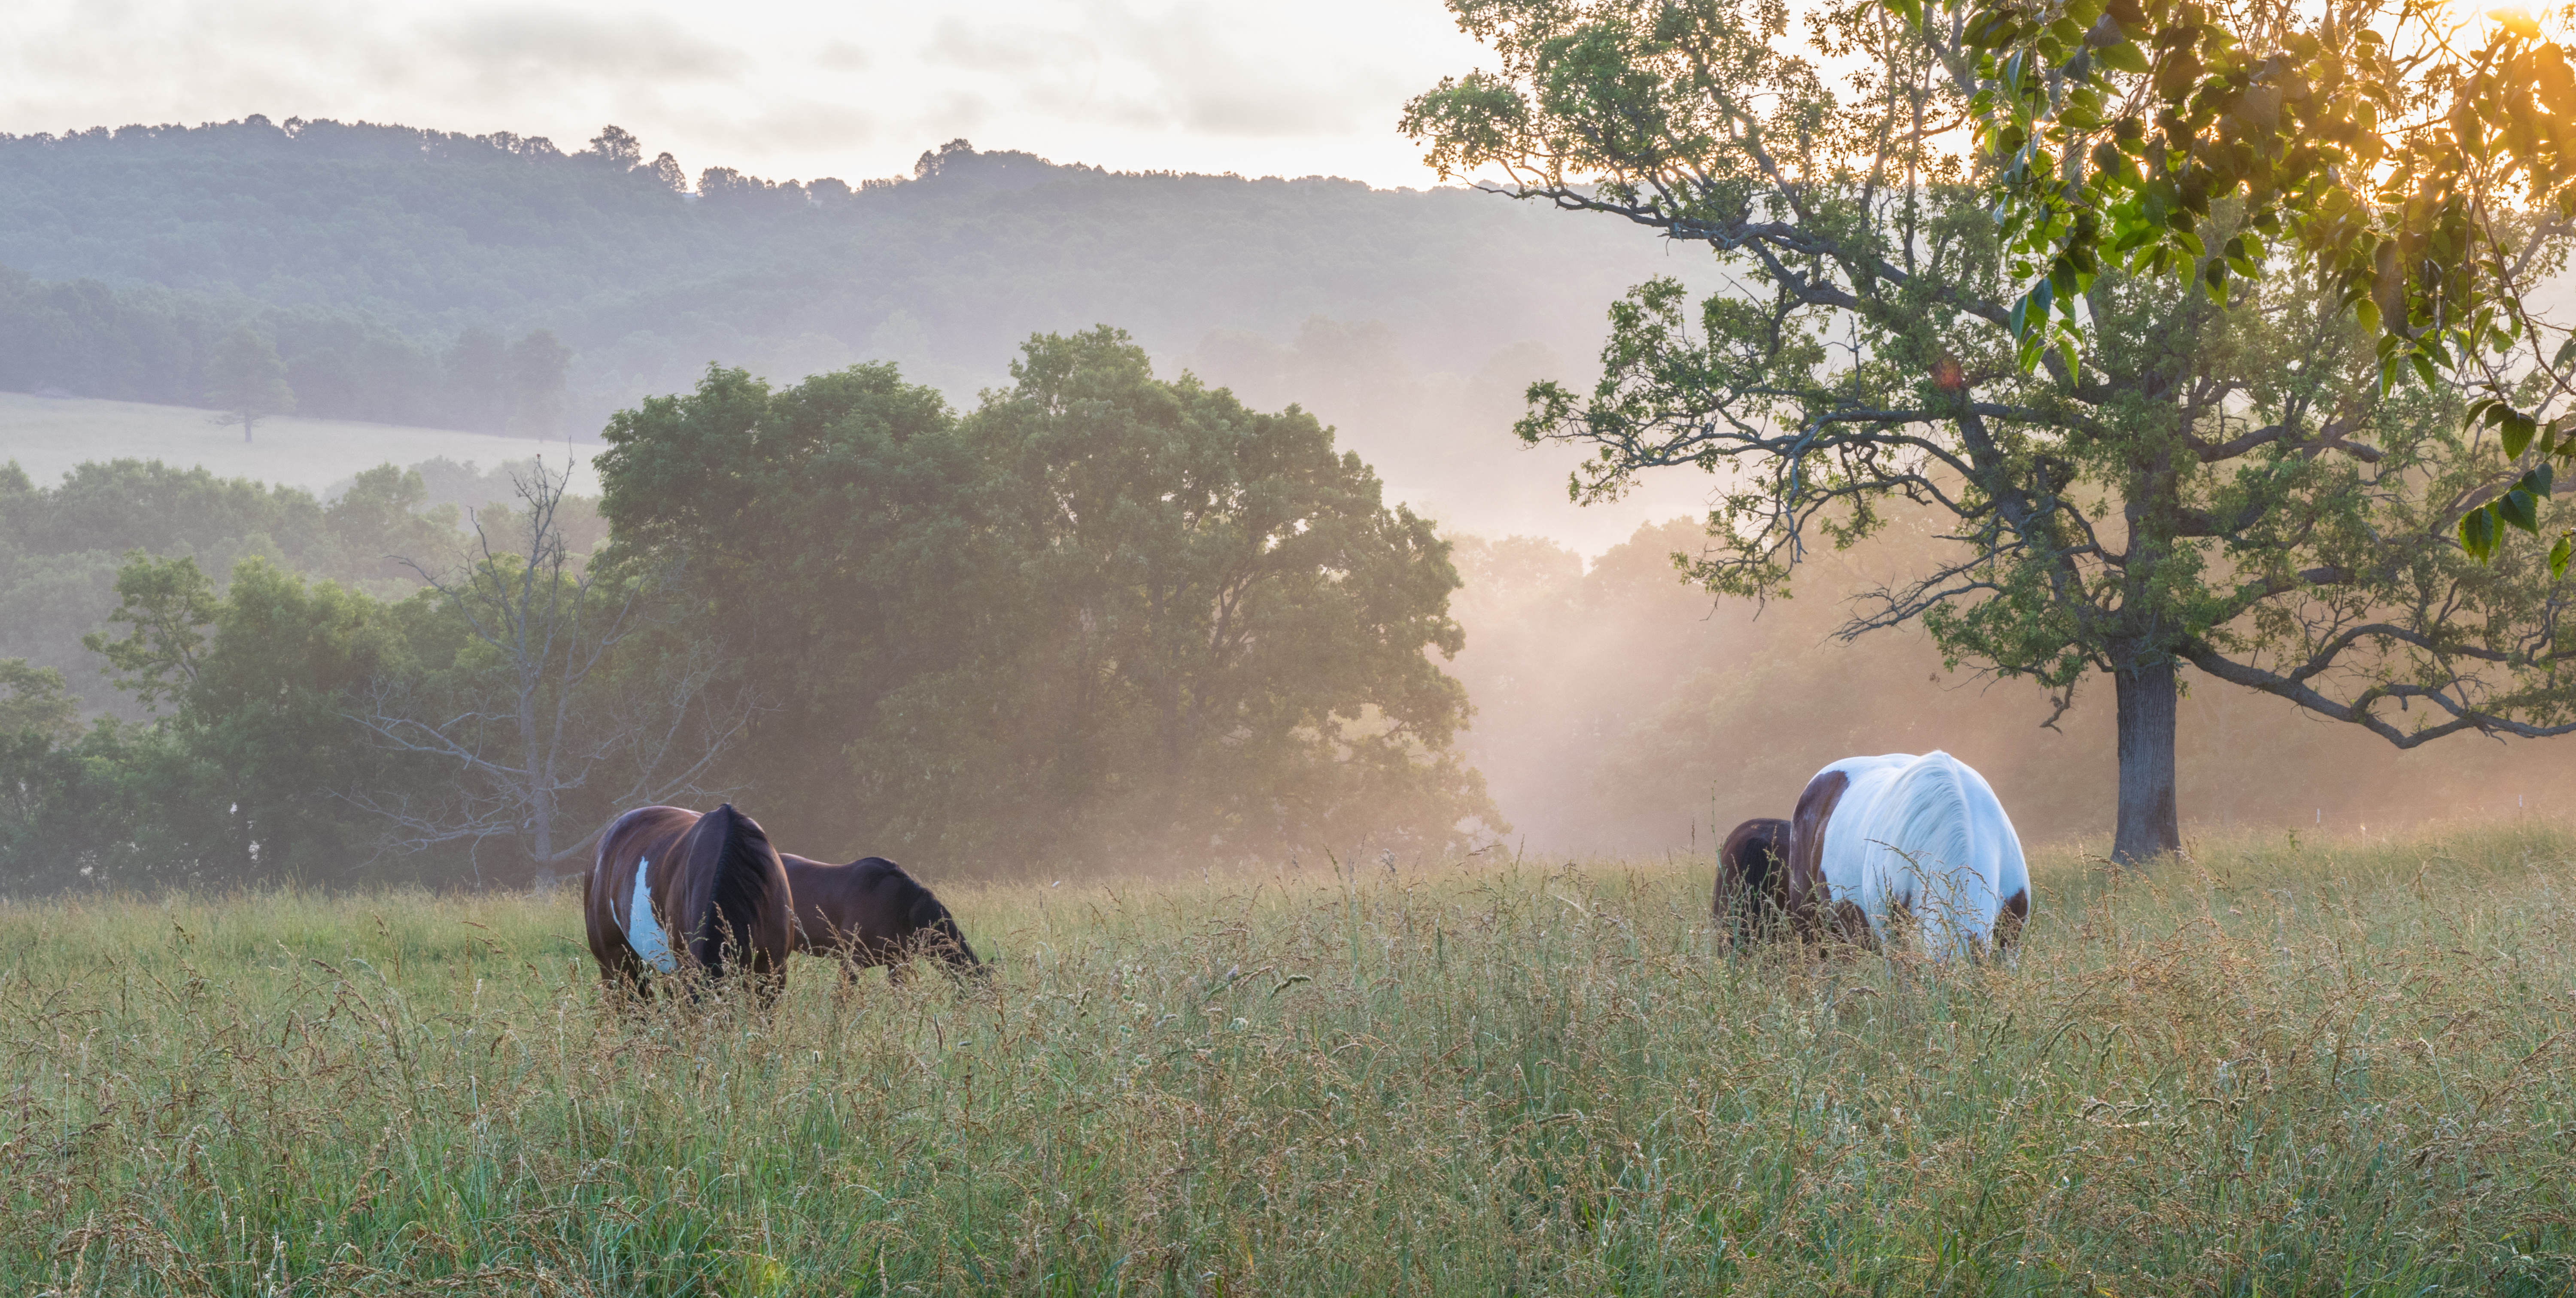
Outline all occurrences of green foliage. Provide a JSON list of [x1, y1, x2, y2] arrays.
[[0, 658, 79, 742], [1938, 0, 2576, 575], [961, 328, 1489, 863], [1933, 0, 2576, 386], [81, 553, 216, 710], [350, 460, 744, 882], [1, 556, 428, 889], [601, 333, 1494, 869], [0, 459, 490, 889], [3, 327, 1485, 889]]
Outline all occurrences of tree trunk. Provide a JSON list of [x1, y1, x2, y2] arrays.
[[2112, 656, 2181, 863]]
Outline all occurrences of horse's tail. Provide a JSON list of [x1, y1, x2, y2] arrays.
[[908, 889, 982, 974], [694, 803, 785, 977]]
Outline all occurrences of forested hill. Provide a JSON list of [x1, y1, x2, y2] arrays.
[[0, 120, 1712, 440]]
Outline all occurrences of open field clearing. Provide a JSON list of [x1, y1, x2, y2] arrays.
[[0, 393, 599, 495], [6, 827, 2576, 1295]]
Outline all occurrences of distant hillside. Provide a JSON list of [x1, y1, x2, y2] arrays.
[[0, 119, 1725, 544]]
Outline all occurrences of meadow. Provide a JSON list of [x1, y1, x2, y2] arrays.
[[0, 393, 598, 496], [5, 825, 2576, 1296]]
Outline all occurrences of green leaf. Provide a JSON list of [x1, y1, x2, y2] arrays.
[[2500, 488, 2540, 534], [2410, 351, 2441, 389], [2552, 533, 2571, 581], [2503, 411, 2538, 459], [1965, 10, 2024, 47], [2461, 504, 2502, 561], [2098, 40, 2151, 73]]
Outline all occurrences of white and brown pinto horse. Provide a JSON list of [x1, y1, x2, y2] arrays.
[[583, 803, 796, 1001], [1785, 751, 2031, 958]]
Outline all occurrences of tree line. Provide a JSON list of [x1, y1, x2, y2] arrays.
[[0, 265, 571, 434], [0, 329, 1490, 893], [0, 118, 1718, 435]]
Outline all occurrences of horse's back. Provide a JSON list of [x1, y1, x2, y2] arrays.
[[586, 803, 792, 990], [670, 803, 795, 979], [1802, 751, 2026, 955], [784, 854, 924, 948], [785, 853, 978, 972], [1804, 753, 1913, 902]]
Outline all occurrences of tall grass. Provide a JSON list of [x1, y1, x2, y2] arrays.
[[6, 824, 2576, 1295]]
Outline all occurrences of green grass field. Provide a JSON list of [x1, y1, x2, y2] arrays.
[[6, 826, 2575, 1295], [0, 393, 600, 495]]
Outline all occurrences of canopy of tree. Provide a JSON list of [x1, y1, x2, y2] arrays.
[[1924, 0, 2576, 568], [598, 328, 1492, 870]]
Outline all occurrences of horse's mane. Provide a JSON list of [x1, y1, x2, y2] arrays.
[[693, 803, 784, 976]]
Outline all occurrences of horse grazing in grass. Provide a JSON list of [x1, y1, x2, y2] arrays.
[[584, 803, 796, 1001], [781, 853, 981, 983], [1787, 751, 2030, 958], [1713, 817, 1794, 940]]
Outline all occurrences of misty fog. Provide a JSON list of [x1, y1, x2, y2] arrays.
[[1, 127, 2570, 888]]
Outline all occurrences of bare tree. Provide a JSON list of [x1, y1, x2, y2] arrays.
[[350, 458, 754, 888]]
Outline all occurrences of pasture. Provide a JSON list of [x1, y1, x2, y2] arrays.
[[0, 392, 600, 496], [6, 826, 2576, 1295]]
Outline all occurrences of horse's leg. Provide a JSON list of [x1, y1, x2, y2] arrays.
[[1831, 900, 1877, 953], [598, 950, 655, 1010]]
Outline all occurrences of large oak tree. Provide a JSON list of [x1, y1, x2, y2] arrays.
[[1407, 0, 2576, 860]]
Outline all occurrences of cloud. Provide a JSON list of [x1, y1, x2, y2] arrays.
[[691, 100, 881, 156], [422, 6, 749, 84]]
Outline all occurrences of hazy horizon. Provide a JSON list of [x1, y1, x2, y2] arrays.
[[0, 1, 1492, 191]]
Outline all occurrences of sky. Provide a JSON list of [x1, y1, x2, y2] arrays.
[[0, 0, 1495, 188]]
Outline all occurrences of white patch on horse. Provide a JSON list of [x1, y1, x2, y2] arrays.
[[624, 858, 678, 973], [1812, 750, 2026, 959]]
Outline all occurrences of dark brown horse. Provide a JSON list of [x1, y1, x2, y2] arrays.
[[1713, 817, 1795, 940], [781, 853, 981, 982], [583, 803, 796, 1000]]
